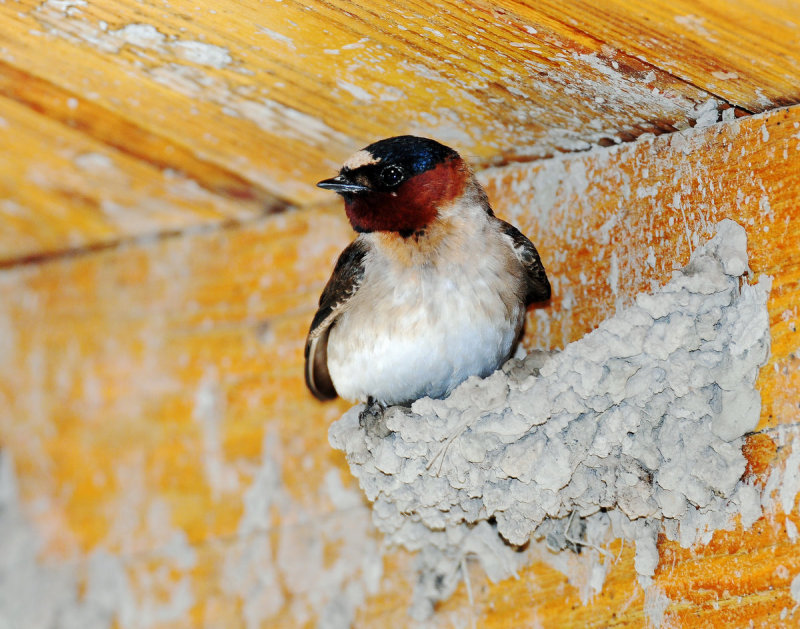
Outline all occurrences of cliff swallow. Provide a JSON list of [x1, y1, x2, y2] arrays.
[[305, 136, 550, 406]]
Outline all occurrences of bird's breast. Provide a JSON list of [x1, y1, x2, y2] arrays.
[[326, 225, 525, 405]]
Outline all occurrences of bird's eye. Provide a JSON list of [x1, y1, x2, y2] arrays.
[[380, 165, 405, 187]]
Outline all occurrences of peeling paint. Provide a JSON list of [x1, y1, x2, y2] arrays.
[[193, 368, 240, 499], [222, 431, 382, 629], [0, 451, 197, 629], [170, 40, 232, 69], [74, 152, 115, 172]]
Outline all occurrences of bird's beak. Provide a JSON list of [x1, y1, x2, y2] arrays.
[[316, 174, 371, 194]]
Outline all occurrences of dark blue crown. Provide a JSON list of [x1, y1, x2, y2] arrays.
[[363, 136, 459, 176]]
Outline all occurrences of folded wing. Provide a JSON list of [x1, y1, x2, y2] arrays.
[[304, 239, 369, 400], [496, 219, 551, 305]]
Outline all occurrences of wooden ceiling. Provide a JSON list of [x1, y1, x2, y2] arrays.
[[2, 0, 800, 263]]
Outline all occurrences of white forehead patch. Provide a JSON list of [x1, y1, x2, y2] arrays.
[[342, 149, 381, 170]]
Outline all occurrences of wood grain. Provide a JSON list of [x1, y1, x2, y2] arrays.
[[0, 92, 276, 265], [4, 0, 798, 264], [521, 0, 800, 111]]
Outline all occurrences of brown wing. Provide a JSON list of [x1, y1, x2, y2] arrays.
[[496, 218, 551, 305], [304, 238, 369, 400]]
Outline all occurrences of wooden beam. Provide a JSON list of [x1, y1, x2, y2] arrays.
[[520, 0, 800, 111], [0, 0, 754, 214], [4, 0, 798, 262], [0, 91, 281, 265]]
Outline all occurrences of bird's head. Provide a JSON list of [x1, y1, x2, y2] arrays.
[[317, 136, 470, 235]]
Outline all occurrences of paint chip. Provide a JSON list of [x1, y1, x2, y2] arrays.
[[170, 40, 232, 68]]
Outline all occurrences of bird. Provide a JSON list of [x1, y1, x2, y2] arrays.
[[305, 135, 550, 408]]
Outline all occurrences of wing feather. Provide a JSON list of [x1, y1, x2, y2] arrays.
[[496, 219, 551, 305], [304, 238, 369, 400]]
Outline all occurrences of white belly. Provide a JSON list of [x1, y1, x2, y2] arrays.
[[327, 260, 525, 405]]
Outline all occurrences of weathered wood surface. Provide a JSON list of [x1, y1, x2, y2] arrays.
[[1, 104, 798, 627], [521, 0, 800, 110], [0, 92, 273, 266], [2, 0, 799, 262]]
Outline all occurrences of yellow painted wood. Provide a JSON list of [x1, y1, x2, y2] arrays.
[[4, 0, 799, 263], [0, 105, 798, 627], [0, 93, 270, 265], [522, 0, 800, 112]]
